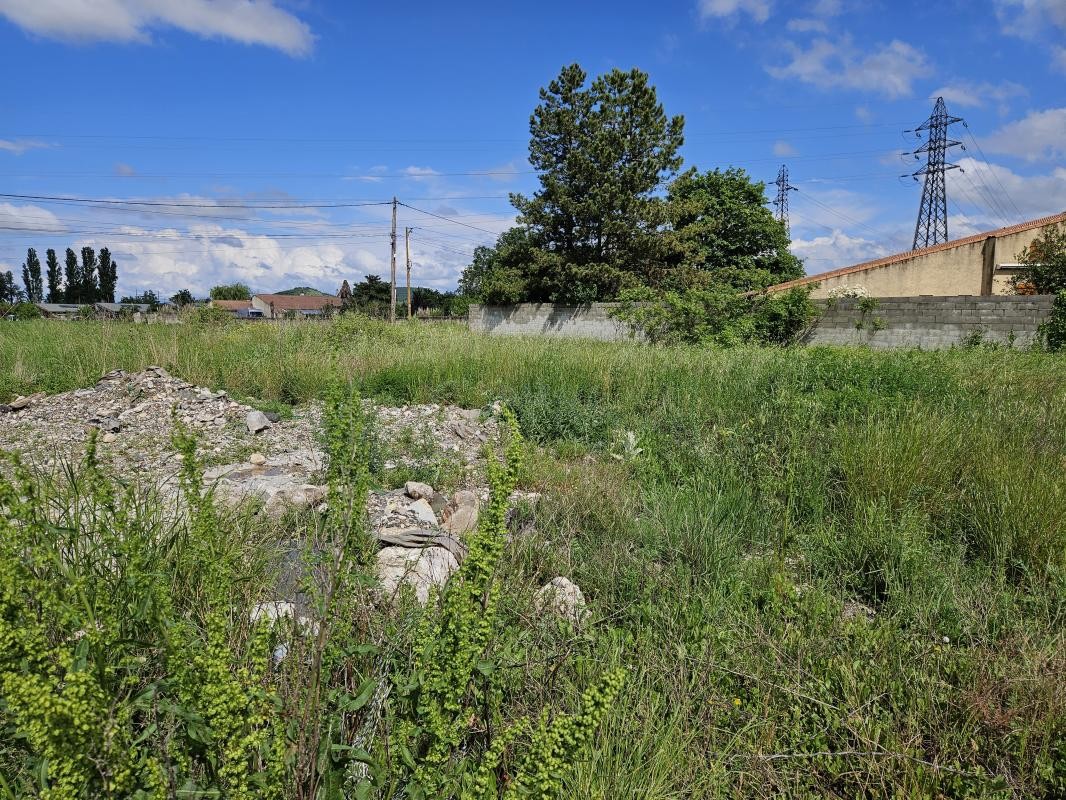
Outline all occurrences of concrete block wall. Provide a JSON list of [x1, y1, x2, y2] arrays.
[[468, 303, 637, 341], [804, 295, 1054, 349]]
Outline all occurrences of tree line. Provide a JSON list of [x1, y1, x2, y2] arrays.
[[457, 64, 814, 343], [0, 246, 119, 304]]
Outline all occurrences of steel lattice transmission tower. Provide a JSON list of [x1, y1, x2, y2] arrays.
[[907, 96, 965, 250], [773, 164, 797, 240]]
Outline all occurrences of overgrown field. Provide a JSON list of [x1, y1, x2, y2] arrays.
[[1, 317, 1064, 798]]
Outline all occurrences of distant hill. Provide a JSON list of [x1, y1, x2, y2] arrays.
[[275, 286, 330, 296]]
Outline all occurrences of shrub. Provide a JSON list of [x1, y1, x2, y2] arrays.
[[1039, 289, 1066, 351], [1012, 223, 1066, 294], [612, 285, 817, 346]]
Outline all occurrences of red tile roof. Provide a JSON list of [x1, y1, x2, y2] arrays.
[[254, 294, 342, 310], [770, 210, 1066, 292]]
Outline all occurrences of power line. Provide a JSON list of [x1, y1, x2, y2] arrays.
[[773, 165, 796, 240], [397, 202, 501, 236], [961, 124, 1023, 221]]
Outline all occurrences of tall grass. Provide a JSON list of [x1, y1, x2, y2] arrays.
[[1, 317, 1064, 797]]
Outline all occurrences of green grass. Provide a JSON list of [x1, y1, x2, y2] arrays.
[[1, 316, 1064, 798]]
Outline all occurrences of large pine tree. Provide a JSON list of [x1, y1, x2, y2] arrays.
[[20, 248, 43, 303], [63, 248, 81, 303], [45, 248, 62, 303], [509, 63, 684, 302]]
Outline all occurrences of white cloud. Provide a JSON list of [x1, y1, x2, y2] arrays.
[[791, 229, 892, 274], [994, 0, 1066, 38], [982, 108, 1066, 162], [0, 138, 50, 155], [773, 140, 798, 157], [929, 80, 1026, 110], [1053, 45, 1066, 74], [809, 0, 844, 15], [947, 157, 1066, 221], [403, 166, 441, 180], [0, 202, 65, 232], [786, 18, 828, 32], [0, 0, 314, 56], [697, 0, 771, 23], [767, 36, 930, 98]]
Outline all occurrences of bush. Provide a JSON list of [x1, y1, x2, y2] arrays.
[[612, 285, 817, 346], [1012, 223, 1066, 294], [11, 302, 41, 320], [1039, 289, 1066, 351]]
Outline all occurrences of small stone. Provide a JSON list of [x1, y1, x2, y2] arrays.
[[264, 411, 281, 423], [536, 577, 588, 624], [246, 410, 271, 434], [405, 480, 435, 500], [249, 452, 267, 465], [101, 432, 117, 444]]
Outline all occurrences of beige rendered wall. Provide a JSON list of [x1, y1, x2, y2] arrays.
[[803, 219, 1060, 299], [250, 296, 274, 318]]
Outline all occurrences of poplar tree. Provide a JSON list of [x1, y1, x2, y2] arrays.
[[97, 247, 117, 302], [80, 247, 99, 302], [20, 248, 43, 303], [45, 248, 62, 302], [63, 248, 81, 303]]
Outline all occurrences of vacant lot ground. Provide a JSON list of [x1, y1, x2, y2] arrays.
[[1, 317, 1064, 798]]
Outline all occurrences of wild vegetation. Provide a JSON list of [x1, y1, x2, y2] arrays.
[[0, 317, 1063, 798]]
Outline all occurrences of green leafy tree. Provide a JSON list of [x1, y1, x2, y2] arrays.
[[0, 270, 24, 303], [663, 167, 803, 291], [119, 289, 160, 310], [80, 247, 99, 302], [20, 248, 43, 303], [63, 248, 81, 303], [209, 282, 252, 301], [509, 63, 684, 302], [458, 227, 536, 304], [45, 249, 62, 303], [341, 274, 392, 317], [97, 247, 117, 302], [170, 288, 195, 307], [1014, 223, 1066, 294]]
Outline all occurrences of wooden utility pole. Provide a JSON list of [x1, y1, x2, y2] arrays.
[[389, 197, 397, 323], [405, 227, 413, 319]]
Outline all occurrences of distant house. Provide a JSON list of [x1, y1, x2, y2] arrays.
[[95, 302, 150, 317], [35, 303, 84, 319], [209, 299, 253, 316], [250, 294, 342, 319]]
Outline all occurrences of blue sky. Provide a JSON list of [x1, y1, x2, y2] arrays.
[[0, 0, 1063, 297]]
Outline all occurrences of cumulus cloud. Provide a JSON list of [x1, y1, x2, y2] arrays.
[[0, 0, 314, 56], [790, 229, 893, 274], [0, 202, 65, 233], [0, 138, 50, 155], [767, 36, 930, 98], [929, 80, 1026, 110], [697, 0, 771, 23], [947, 157, 1066, 220], [982, 108, 1066, 162], [993, 0, 1066, 38]]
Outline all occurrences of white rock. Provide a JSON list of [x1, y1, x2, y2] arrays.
[[249, 452, 267, 465], [407, 498, 438, 526], [405, 481, 435, 500], [536, 577, 588, 625], [246, 410, 272, 434], [251, 601, 297, 624], [375, 546, 458, 604], [101, 432, 117, 444], [441, 490, 479, 535]]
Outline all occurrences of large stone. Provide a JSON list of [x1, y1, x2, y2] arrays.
[[441, 490, 479, 535], [407, 498, 438, 526], [375, 546, 458, 605], [246, 410, 272, 434], [536, 577, 588, 625]]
